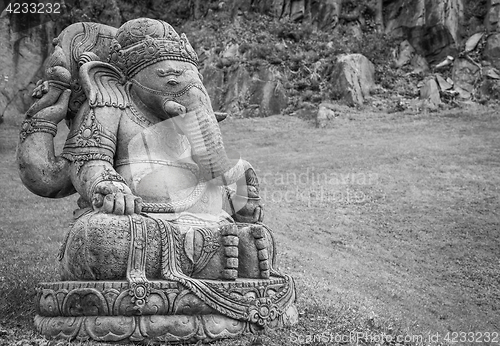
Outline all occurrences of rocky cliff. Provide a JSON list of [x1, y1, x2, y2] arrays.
[[0, 0, 498, 123]]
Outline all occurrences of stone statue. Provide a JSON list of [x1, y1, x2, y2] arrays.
[[17, 18, 297, 343]]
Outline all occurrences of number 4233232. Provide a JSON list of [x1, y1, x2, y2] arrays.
[[5, 2, 61, 14]]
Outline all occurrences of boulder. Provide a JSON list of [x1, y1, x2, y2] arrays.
[[309, 0, 339, 31], [420, 77, 441, 109], [246, 65, 288, 117], [201, 65, 225, 111], [483, 66, 500, 79], [206, 63, 288, 117], [329, 54, 375, 107], [486, 0, 500, 32], [384, 0, 463, 64], [0, 14, 52, 123], [464, 32, 484, 53], [478, 79, 500, 100], [224, 65, 252, 115], [410, 54, 430, 74], [484, 33, 500, 70], [222, 43, 240, 59], [315, 102, 336, 128], [394, 40, 415, 68], [435, 74, 453, 91], [451, 58, 480, 94], [454, 86, 472, 100]]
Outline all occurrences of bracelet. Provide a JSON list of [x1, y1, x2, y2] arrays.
[[88, 167, 127, 198], [19, 118, 58, 143]]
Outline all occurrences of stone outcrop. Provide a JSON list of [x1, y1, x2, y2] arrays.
[[384, 0, 463, 64], [451, 58, 481, 99], [0, 14, 53, 123], [394, 40, 415, 68], [486, 0, 500, 33], [329, 54, 374, 107], [484, 33, 500, 70], [201, 63, 288, 117], [420, 76, 441, 109], [0, 0, 121, 123], [435, 74, 453, 91]]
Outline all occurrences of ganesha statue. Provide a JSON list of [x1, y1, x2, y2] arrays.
[[17, 18, 297, 343]]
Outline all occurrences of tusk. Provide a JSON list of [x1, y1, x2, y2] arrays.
[[163, 100, 187, 118]]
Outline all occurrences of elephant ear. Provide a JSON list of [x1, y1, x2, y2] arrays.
[[79, 61, 129, 109]]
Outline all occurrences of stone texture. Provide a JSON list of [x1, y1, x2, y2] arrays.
[[310, 0, 339, 30], [420, 77, 441, 109], [464, 32, 484, 53], [454, 85, 472, 100], [484, 33, 500, 70], [452, 58, 481, 94], [247, 66, 288, 117], [35, 280, 298, 343], [410, 54, 430, 74], [329, 54, 375, 106], [0, 15, 52, 122], [206, 64, 288, 117], [201, 65, 225, 111], [435, 74, 453, 90], [224, 65, 252, 114], [484, 66, 500, 79], [394, 40, 415, 68], [316, 102, 336, 128], [479, 79, 500, 100], [384, 0, 463, 63], [486, 0, 500, 32]]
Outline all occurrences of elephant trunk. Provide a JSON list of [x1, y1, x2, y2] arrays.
[[164, 96, 232, 182]]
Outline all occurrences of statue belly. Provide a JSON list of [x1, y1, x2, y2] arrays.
[[117, 163, 224, 214]]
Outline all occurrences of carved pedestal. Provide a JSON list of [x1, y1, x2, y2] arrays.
[[35, 278, 298, 343]]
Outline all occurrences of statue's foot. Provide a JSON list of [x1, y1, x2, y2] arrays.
[[237, 224, 274, 279], [186, 223, 239, 281]]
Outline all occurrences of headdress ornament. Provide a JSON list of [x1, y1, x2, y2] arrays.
[[108, 18, 198, 77]]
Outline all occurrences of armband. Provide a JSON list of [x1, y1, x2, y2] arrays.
[[19, 118, 58, 143]]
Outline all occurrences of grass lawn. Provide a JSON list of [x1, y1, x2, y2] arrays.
[[0, 105, 499, 345]]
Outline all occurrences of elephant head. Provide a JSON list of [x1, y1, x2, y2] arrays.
[[128, 59, 233, 182]]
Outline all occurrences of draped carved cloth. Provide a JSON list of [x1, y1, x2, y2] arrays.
[[126, 214, 296, 326]]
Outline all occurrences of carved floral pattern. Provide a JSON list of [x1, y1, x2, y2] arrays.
[[248, 298, 279, 327], [76, 110, 102, 147]]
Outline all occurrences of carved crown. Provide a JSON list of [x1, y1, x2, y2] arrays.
[[108, 18, 198, 77]]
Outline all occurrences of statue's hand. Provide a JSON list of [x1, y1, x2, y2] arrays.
[[236, 164, 260, 198], [26, 82, 71, 123], [91, 181, 143, 215], [234, 201, 264, 223], [232, 164, 263, 223]]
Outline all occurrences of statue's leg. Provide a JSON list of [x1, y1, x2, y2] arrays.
[[236, 224, 275, 279], [58, 211, 242, 281], [59, 211, 162, 280]]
